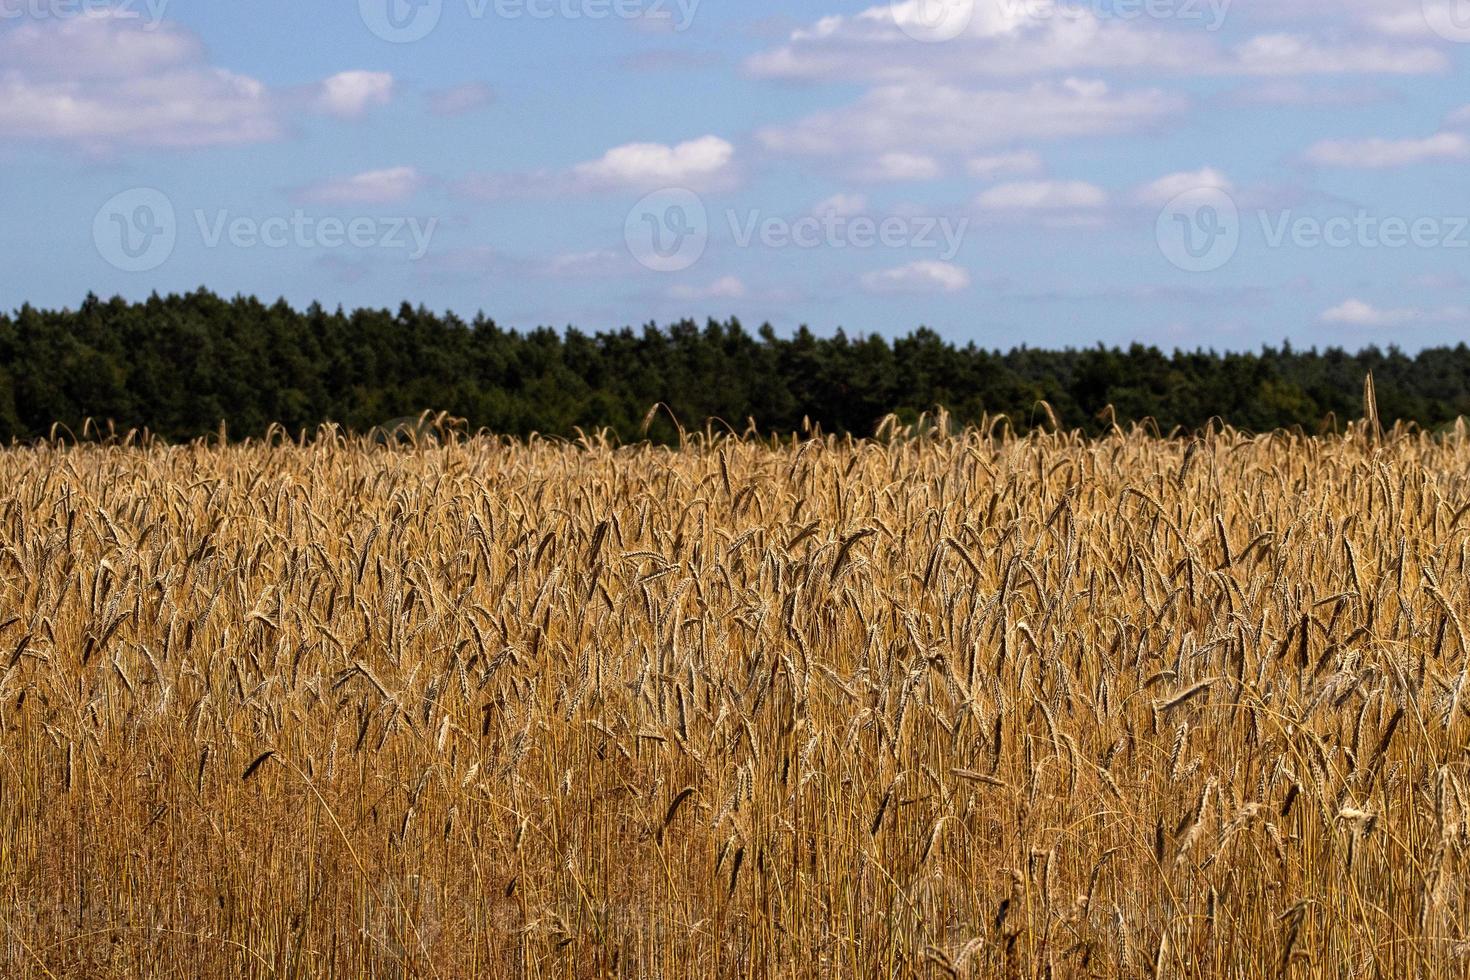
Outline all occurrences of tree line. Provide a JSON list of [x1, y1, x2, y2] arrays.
[[1, 289, 1466, 442]]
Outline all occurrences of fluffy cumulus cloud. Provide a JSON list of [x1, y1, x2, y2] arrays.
[[739, 0, 1454, 199], [1303, 133, 1470, 168], [0, 11, 278, 149], [296, 166, 424, 205], [570, 135, 735, 190], [861, 260, 971, 294], [0, 12, 393, 151], [459, 135, 737, 197], [315, 71, 395, 119]]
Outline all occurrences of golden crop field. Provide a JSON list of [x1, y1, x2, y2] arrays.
[[5, 412, 1470, 978]]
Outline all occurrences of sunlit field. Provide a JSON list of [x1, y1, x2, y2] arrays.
[[4, 412, 1470, 977]]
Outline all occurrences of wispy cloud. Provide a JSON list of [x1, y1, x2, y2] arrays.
[[296, 166, 424, 205], [861, 260, 971, 295], [1321, 299, 1469, 327], [426, 82, 495, 117], [1303, 132, 1470, 168]]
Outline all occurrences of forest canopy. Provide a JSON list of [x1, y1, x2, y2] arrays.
[[1, 290, 1466, 442]]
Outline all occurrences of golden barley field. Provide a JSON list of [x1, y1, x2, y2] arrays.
[[6, 413, 1470, 978]]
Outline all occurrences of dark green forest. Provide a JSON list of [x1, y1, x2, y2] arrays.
[[2, 289, 1468, 442]]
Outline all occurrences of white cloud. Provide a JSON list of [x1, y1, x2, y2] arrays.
[[0, 12, 279, 149], [570, 135, 735, 190], [1321, 299, 1469, 327], [1368, 1, 1470, 39], [1133, 168, 1233, 207], [879, 0, 1039, 41], [976, 180, 1107, 210], [759, 80, 1184, 158], [543, 249, 633, 278], [462, 135, 738, 197], [1228, 34, 1445, 76], [669, 276, 748, 301], [1303, 132, 1470, 168], [747, 6, 1445, 84], [297, 166, 424, 205], [861, 260, 971, 294], [749, 4, 1214, 83], [0, 13, 403, 150], [1321, 299, 1414, 327], [967, 151, 1045, 180], [316, 71, 395, 119], [856, 152, 942, 181], [427, 82, 495, 117]]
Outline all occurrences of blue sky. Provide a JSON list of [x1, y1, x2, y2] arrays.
[[4, 0, 1470, 350]]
